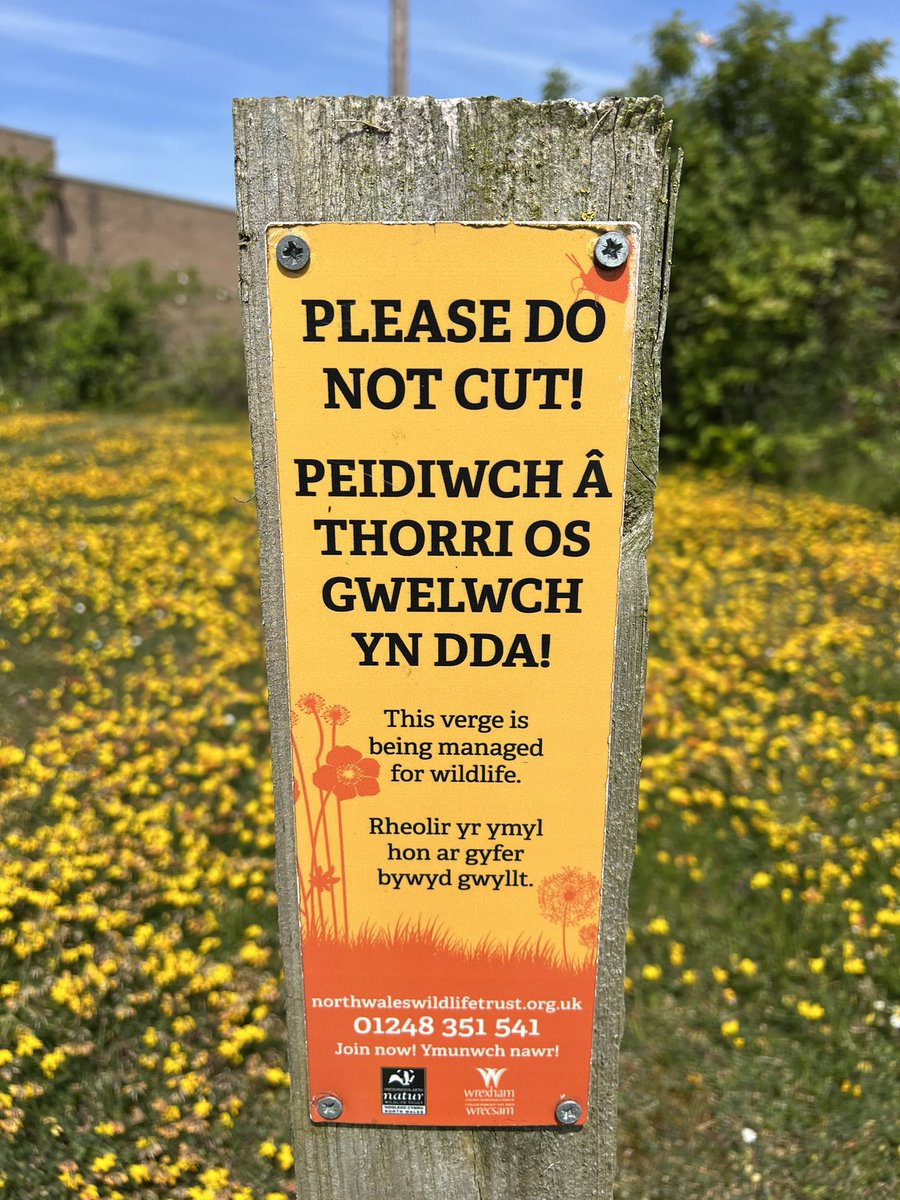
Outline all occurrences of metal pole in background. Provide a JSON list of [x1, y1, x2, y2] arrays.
[[391, 0, 408, 95]]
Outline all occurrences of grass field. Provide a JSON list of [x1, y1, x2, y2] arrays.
[[0, 413, 897, 1199]]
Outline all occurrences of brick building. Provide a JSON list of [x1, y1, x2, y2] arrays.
[[0, 125, 239, 335]]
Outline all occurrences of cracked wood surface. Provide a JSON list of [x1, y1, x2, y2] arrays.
[[234, 95, 676, 1200]]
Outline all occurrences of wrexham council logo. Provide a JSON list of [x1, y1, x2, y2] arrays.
[[475, 1067, 507, 1088], [463, 1067, 516, 1117]]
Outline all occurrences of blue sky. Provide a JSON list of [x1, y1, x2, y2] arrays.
[[0, 1, 896, 208]]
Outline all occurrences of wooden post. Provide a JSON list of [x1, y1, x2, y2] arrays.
[[234, 96, 677, 1200], [390, 0, 409, 95]]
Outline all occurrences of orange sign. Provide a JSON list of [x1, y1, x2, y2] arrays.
[[265, 222, 639, 1126]]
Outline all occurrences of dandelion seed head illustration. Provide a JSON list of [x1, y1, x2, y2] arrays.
[[322, 704, 350, 726], [538, 867, 599, 924]]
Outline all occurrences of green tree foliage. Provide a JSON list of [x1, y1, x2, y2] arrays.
[[0, 156, 245, 413], [632, 4, 899, 507], [542, 66, 580, 100], [168, 329, 249, 412], [38, 262, 177, 410], [0, 157, 79, 394]]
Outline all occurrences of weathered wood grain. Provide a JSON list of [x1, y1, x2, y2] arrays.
[[234, 95, 676, 1200]]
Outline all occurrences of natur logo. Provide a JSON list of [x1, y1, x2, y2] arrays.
[[381, 1066, 426, 1115]]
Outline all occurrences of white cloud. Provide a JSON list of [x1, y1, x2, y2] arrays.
[[415, 33, 622, 93], [323, 0, 629, 94], [0, 5, 248, 73]]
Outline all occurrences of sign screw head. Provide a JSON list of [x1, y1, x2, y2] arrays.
[[594, 231, 629, 270], [555, 1098, 583, 1125], [276, 234, 310, 272], [315, 1094, 343, 1121]]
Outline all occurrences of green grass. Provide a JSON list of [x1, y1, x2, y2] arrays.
[[0, 416, 896, 1198]]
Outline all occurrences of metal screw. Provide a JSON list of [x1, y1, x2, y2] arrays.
[[555, 1098, 583, 1125], [594, 231, 629, 270], [315, 1094, 343, 1121], [276, 234, 310, 272]]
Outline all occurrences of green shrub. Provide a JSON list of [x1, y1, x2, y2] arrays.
[[34, 262, 178, 410], [0, 156, 244, 416], [630, 4, 900, 508], [0, 156, 81, 401], [167, 329, 248, 412]]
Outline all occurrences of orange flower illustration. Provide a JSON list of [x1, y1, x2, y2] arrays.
[[309, 864, 341, 892], [312, 746, 380, 801], [291, 698, 380, 939]]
